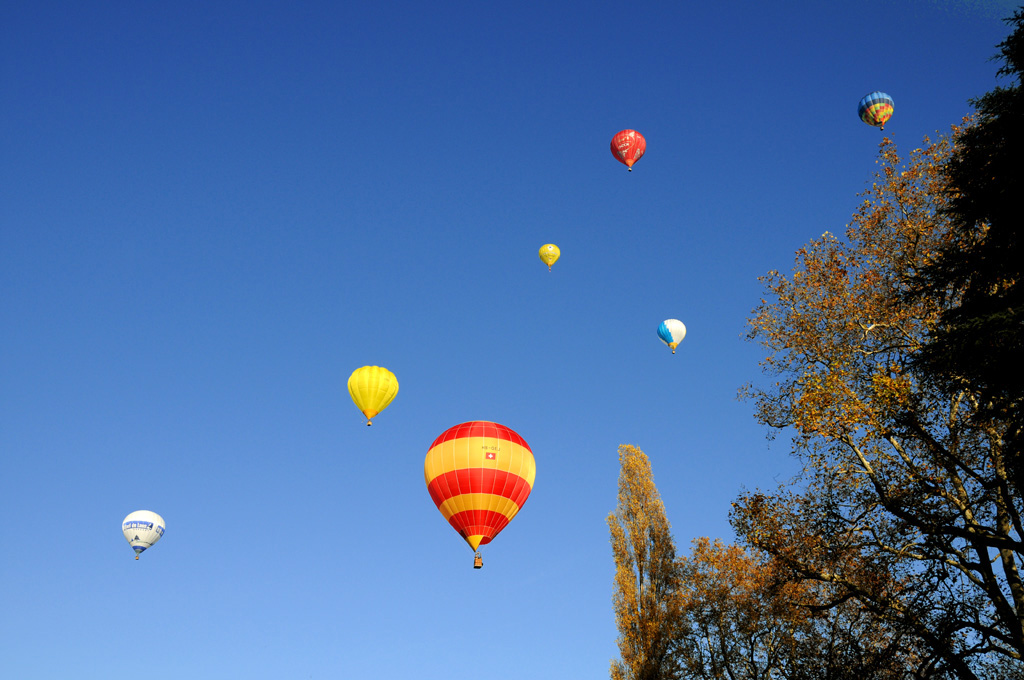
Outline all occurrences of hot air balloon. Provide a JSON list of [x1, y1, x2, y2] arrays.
[[610, 129, 646, 171], [122, 510, 165, 560], [539, 244, 560, 271], [858, 91, 894, 130], [658, 319, 686, 354], [424, 421, 535, 569], [348, 365, 399, 426]]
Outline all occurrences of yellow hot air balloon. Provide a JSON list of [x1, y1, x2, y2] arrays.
[[539, 244, 560, 271], [348, 366, 399, 426]]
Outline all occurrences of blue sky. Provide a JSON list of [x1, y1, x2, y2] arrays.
[[1, 1, 1018, 678]]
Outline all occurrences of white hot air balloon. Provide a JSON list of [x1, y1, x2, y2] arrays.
[[657, 319, 687, 354], [122, 510, 166, 560]]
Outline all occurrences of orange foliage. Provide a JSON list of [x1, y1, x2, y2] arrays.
[[677, 537, 915, 679], [609, 445, 684, 680], [738, 130, 1024, 676]]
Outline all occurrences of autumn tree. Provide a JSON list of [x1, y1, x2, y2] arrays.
[[609, 444, 684, 680], [677, 538, 793, 680], [735, 131, 1024, 678], [609, 447, 920, 680], [677, 538, 920, 680], [911, 9, 1024, 495]]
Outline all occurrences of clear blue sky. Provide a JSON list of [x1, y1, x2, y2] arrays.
[[1, 1, 1017, 678]]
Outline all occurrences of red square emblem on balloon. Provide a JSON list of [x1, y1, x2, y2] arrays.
[[486, 452, 496, 460]]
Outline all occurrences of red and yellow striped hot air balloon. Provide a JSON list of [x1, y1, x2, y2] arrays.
[[424, 421, 536, 568]]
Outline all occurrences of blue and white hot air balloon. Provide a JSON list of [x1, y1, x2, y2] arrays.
[[122, 510, 165, 560], [657, 319, 686, 354]]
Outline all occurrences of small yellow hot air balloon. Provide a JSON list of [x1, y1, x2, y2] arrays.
[[539, 244, 560, 271], [348, 365, 399, 426]]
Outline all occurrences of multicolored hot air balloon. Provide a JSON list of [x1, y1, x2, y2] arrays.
[[348, 365, 399, 426], [539, 244, 560, 271], [424, 421, 535, 568], [122, 510, 165, 560], [610, 129, 646, 171], [658, 319, 686, 354], [858, 91, 894, 130]]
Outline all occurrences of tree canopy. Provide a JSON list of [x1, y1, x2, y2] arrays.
[[609, 445, 684, 680], [736, 129, 1024, 678], [909, 9, 1024, 500]]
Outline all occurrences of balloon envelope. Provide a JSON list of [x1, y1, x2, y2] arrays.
[[658, 319, 687, 353], [858, 91, 894, 130], [539, 244, 560, 271], [122, 510, 165, 559], [610, 129, 646, 170], [348, 365, 399, 425], [424, 421, 535, 552]]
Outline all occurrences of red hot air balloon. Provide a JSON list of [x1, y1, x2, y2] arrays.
[[610, 129, 646, 171], [424, 421, 536, 568]]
